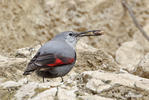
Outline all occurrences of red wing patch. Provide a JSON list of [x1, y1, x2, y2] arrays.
[[47, 58, 74, 67]]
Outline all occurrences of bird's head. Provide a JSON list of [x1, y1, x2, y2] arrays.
[[53, 30, 104, 49]]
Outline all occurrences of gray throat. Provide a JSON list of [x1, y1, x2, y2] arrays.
[[65, 40, 76, 50]]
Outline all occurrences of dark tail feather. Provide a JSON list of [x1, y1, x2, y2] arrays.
[[23, 52, 40, 75], [23, 71, 31, 75], [23, 63, 38, 75]]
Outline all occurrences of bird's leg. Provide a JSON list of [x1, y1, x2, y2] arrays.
[[61, 77, 64, 83], [55, 77, 64, 97], [55, 86, 59, 97], [42, 77, 45, 83]]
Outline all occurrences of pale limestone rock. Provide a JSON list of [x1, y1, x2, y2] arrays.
[[86, 79, 111, 93], [0, 55, 9, 63], [0, 55, 26, 68], [0, 55, 26, 80], [116, 41, 144, 72], [15, 47, 34, 58], [0, 78, 5, 84], [38, 81, 63, 88], [57, 88, 76, 100], [15, 45, 40, 58], [137, 53, 149, 78], [125, 91, 143, 98], [139, 53, 149, 72], [79, 95, 114, 100], [18, 78, 28, 85], [1, 81, 21, 88], [82, 71, 149, 91], [13, 79, 77, 100], [15, 82, 38, 100], [31, 88, 57, 100], [31, 87, 77, 100]]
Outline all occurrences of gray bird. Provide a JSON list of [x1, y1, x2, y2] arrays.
[[23, 30, 103, 81]]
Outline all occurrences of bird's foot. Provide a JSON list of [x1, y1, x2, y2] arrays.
[[61, 77, 64, 83], [42, 77, 45, 83], [55, 86, 59, 97]]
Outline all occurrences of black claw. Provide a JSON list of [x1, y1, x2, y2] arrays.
[[43, 77, 45, 83], [61, 77, 64, 82], [55, 86, 59, 97]]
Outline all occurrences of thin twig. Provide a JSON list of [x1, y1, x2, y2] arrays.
[[121, 0, 149, 41]]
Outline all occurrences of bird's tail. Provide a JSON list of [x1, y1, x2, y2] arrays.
[[23, 63, 38, 75], [23, 52, 40, 75]]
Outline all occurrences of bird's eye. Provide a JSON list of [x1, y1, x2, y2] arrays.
[[69, 33, 73, 36]]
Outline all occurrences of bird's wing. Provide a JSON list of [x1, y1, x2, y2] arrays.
[[23, 52, 40, 75], [23, 52, 75, 75], [34, 53, 75, 67]]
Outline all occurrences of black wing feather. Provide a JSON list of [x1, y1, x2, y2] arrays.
[[23, 52, 75, 75], [34, 53, 56, 67]]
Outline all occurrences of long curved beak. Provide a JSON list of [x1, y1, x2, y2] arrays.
[[76, 30, 104, 37]]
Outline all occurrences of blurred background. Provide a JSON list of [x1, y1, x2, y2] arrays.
[[0, 0, 148, 55]]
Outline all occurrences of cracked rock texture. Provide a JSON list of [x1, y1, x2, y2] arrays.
[[0, 0, 149, 100]]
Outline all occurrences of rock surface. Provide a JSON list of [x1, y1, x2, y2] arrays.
[[134, 53, 149, 78], [115, 41, 144, 72], [78, 95, 114, 100], [1, 42, 149, 100], [139, 53, 149, 78], [81, 71, 149, 100]]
